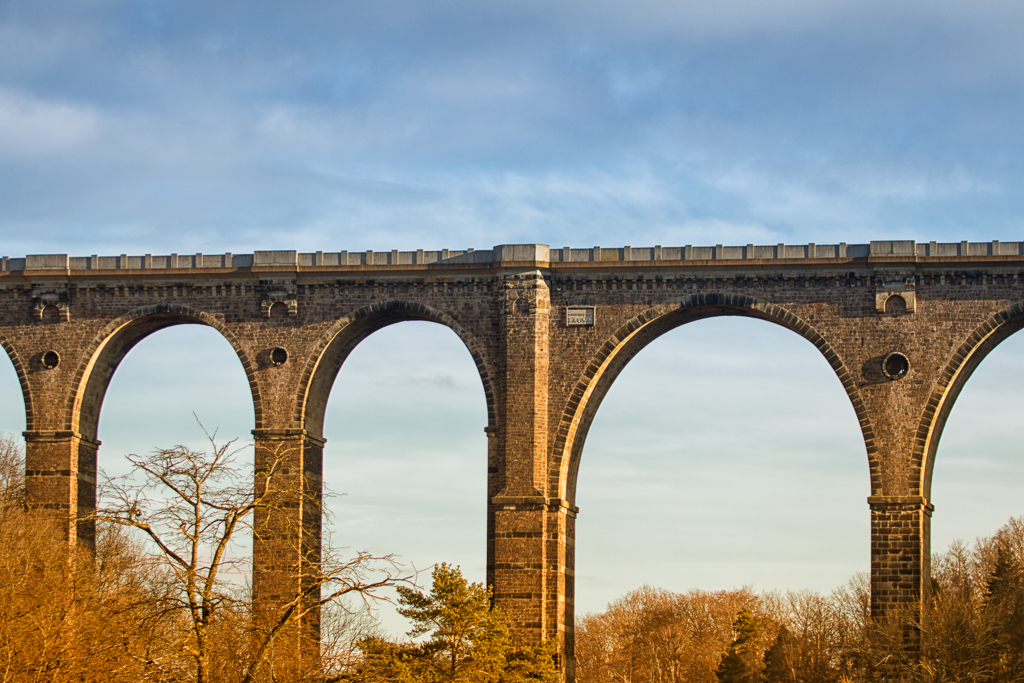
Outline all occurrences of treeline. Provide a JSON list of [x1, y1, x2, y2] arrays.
[[3, 429, 1022, 683], [575, 517, 1024, 683]]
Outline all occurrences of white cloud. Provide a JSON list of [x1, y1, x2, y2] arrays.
[[0, 88, 101, 158], [551, 0, 868, 38]]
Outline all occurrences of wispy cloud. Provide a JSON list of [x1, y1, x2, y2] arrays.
[[0, 87, 101, 158], [1, 0, 1023, 251]]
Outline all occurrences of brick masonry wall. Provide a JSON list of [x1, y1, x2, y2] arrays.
[[5, 245, 1024, 680]]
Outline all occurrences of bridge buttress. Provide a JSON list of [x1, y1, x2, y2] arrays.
[[868, 495, 932, 621], [251, 428, 324, 655], [23, 430, 99, 549], [489, 267, 565, 657]]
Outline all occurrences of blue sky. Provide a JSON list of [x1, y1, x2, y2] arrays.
[[3, 0, 1024, 252], [1, 0, 1023, 633]]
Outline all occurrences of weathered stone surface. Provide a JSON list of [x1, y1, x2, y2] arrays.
[[6, 240, 1024, 680]]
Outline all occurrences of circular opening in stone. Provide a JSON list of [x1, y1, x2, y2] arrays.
[[882, 352, 909, 380], [270, 347, 288, 366], [42, 350, 60, 369]]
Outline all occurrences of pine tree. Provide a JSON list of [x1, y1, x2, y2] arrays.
[[357, 563, 558, 683], [763, 627, 794, 683], [717, 648, 750, 683], [984, 543, 1024, 682], [717, 609, 760, 683], [986, 544, 1019, 609]]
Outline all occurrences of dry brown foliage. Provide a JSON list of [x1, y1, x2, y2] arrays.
[[0, 433, 402, 683], [575, 518, 1024, 683]]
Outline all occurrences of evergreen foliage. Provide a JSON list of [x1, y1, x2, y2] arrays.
[[716, 648, 751, 683], [716, 609, 760, 683], [984, 540, 1024, 682], [357, 563, 559, 683], [763, 626, 795, 683]]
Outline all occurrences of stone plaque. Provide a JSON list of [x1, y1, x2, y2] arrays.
[[566, 306, 595, 327]]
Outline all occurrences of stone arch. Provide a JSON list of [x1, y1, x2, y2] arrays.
[[64, 303, 261, 442], [296, 300, 497, 440], [552, 292, 873, 505], [915, 300, 1024, 500], [0, 331, 34, 432]]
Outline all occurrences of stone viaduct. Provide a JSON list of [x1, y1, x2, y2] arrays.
[[2, 240, 1022, 678]]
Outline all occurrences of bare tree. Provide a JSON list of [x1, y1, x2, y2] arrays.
[[575, 586, 758, 683], [0, 431, 24, 509], [321, 598, 385, 680], [96, 432, 406, 683]]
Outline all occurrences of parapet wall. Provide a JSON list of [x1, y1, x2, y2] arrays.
[[4, 240, 1023, 272]]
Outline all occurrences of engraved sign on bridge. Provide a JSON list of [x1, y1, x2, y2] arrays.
[[566, 306, 595, 326]]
